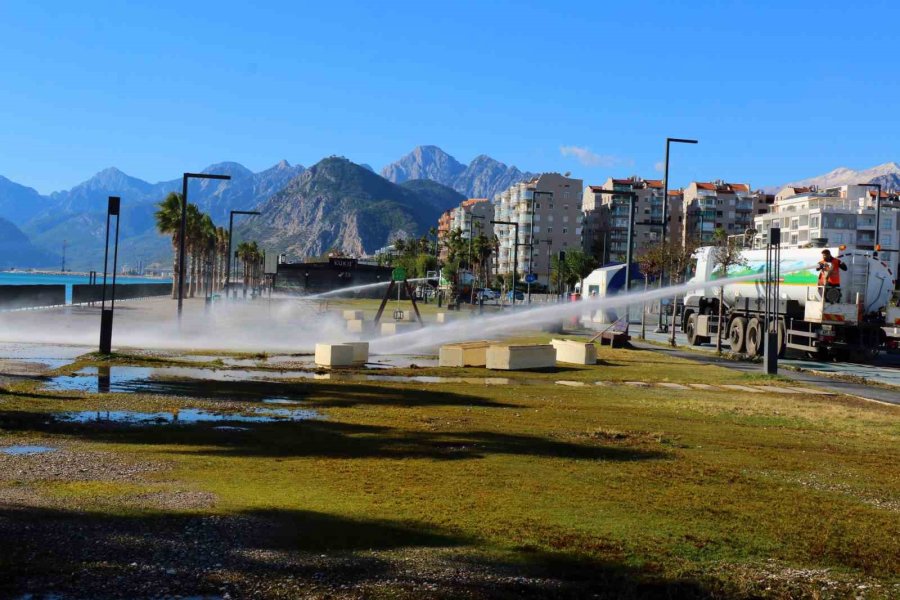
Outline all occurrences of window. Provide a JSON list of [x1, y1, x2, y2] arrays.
[[563, 227, 568, 234], [563, 191, 569, 200], [535, 203, 540, 209], [564, 204, 569, 210], [810, 216, 819, 228], [799, 215, 808, 227], [548, 215, 554, 223], [533, 226, 540, 233], [547, 227, 553, 234], [563, 216, 569, 223], [833, 233, 844, 243]]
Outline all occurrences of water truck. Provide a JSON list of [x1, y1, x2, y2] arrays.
[[682, 246, 897, 360]]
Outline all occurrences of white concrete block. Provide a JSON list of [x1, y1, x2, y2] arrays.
[[342, 341, 369, 364], [314, 343, 355, 367], [342, 310, 364, 320], [438, 341, 494, 367], [380, 322, 419, 336], [550, 339, 598, 365], [346, 319, 373, 334], [486, 344, 556, 371], [435, 312, 454, 324]]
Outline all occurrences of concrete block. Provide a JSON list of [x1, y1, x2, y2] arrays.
[[439, 341, 495, 367], [343, 341, 369, 364], [342, 310, 364, 320], [346, 319, 374, 334], [435, 312, 454, 324], [486, 344, 556, 371], [380, 322, 419, 336], [314, 343, 355, 367], [551, 339, 598, 365]]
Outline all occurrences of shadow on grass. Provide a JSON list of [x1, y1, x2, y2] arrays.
[[0, 504, 718, 599], [0, 409, 667, 462], [35, 375, 522, 408]]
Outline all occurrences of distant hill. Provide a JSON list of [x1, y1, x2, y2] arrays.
[[398, 179, 466, 213], [242, 157, 444, 259], [0, 176, 54, 226], [0, 217, 58, 269], [9, 160, 303, 271], [381, 145, 534, 199]]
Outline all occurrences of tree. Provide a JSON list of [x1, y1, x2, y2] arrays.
[[664, 237, 700, 347], [636, 242, 667, 340], [154, 193, 183, 299], [711, 228, 747, 354], [564, 249, 598, 298]]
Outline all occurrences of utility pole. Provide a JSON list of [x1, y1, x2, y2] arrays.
[[61, 240, 67, 273]]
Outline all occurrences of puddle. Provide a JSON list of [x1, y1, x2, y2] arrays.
[[2, 445, 57, 456], [262, 397, 303, 405], [0, 342, 88, 372], [57, 407, 322, 425]]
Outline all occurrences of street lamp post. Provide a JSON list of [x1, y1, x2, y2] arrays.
[[177, 173, 232, 320], [225, 209, 261, 298], [592, 189, 638, 291], [468, 214, 485, 303], [657, 137, 698, 332], [491, 219, 519, 305]]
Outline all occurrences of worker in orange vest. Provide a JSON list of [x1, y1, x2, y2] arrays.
[[817, 249, 846, 300]]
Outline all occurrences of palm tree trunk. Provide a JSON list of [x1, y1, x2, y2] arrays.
[[170, 237, 179, 299]]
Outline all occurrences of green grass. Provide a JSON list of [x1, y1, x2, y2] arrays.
[[1, 346, 898, 597]]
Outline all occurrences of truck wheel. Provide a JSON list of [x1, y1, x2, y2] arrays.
[[745, 317, 763, 357], [686, 314, 702, 346], [776, 320, 787, 358], [729, 317, 747, 353]]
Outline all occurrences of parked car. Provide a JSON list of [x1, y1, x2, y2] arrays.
[[475, 288, 499, 301], [506, 290, 525, 301]]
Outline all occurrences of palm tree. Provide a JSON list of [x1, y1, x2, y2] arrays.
[[215, 226, 228, 292], [198, 214, 216, 297], [185, 204, 204, 298], [155, 193, 183, 299]]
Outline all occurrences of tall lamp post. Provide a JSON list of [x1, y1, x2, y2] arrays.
[[592, 189, 637, 291], [177, 173, 232, 320], [226, 209, 261, 297], [855, 183, 883, 255], [657, 137, 698, 332], [491, 219, 519, 305], [468, 213, 485, 303]]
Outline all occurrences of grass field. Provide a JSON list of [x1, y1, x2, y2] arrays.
[[0, 342, 898, 599]]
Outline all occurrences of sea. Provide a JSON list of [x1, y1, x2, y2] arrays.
[[0, 272, 172, 304]]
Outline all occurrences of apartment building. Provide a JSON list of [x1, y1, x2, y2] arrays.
[[753, 184, 900, 273], [493, 172, 584, 285], [582, 177, 684, 263], [682, 181, 772, 244], [450, 198, 492, 238], [436, 209, 453, 261]]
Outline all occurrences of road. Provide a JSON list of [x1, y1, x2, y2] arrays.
[[629, 327, 899, 404]]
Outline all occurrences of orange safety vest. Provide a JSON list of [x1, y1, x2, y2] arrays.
[[818, 257, 841, 286]]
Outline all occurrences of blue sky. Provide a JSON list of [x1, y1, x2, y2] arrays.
[[2, 0, 899, 194]]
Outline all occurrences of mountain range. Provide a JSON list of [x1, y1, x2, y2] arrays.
[[381, 145, 535, 199], [774, 161, 900, 193], [0, 146, 521, 270]]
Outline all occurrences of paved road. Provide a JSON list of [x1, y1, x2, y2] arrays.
[[631, 333, 900, 405], [637, 328, 900, 385]]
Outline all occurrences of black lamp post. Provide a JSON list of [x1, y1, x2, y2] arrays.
[[491, 219, 519, 305], [658, 137, 698, 331], [593, 189, 637, 291], [177, 173, 232, 320], [225, 209, 261, 297], [468, 213, 485, 303]]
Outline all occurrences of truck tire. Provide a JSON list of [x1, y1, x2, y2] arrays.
[[745, 317, 763, 357], [686, 313, 702, 346], [729, 317, 747, 353]]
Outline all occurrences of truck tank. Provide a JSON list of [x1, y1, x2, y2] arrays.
[[687, 246, 895, 314]]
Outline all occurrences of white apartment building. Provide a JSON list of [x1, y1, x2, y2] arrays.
[[449, 198, 492, 239], [753, 184, 900, 273], [493, 173, 584, 286]]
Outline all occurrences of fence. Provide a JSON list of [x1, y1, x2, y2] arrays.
[[0, 285, 66, 310], [71, 283, 171, 304]]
